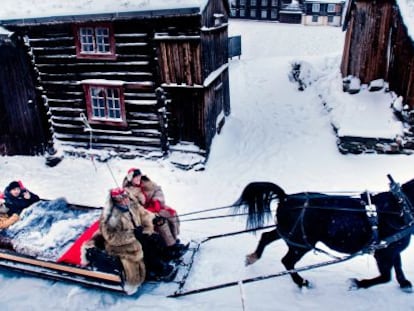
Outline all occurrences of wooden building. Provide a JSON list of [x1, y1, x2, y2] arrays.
[[230, 0, 299, 21], [0, 27, 50, 155], [341, 0, 414, 108], [279, 0, 304, 24], [302, 0, 345, 26], [0, 0, 230, 158]]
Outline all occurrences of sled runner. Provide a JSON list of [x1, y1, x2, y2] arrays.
[[0, 199, 198, 294]]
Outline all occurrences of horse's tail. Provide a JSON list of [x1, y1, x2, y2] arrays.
[[232, 182, 286, 229]]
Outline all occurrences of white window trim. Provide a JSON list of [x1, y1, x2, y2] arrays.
[[327, 3, 336, 13], [312, 3, 320, 13]]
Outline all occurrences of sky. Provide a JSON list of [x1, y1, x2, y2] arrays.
[[1, 19, 414, 311]]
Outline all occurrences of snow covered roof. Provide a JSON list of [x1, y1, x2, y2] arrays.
[[0, 0, 210, 24], [396, 0, 414, 42]]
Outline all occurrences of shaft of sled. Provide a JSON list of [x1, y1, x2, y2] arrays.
[[168, 253, 359, 298]]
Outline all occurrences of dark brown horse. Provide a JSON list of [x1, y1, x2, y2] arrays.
[[233, 177, 414, 292]]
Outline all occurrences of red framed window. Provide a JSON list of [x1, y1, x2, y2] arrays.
[[73, 23, 116, 59], [83, 82, 126, 126]]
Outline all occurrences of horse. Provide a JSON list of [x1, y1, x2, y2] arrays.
[[233, 177, 414, 292]]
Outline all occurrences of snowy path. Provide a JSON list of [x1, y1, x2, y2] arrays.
[[1, 21, 414, 310]]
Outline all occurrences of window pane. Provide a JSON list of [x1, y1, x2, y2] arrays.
[[328, 15, 334, 23], [262, 0, 268, 6], [312, 15, 318, 22], [106, 88, 122, 120], [90, 87, 106, 118], [80, 28, 94, 52], [271, 9, 277, 19], [95, 27, 110, 53], [261, 10, 267, 18], [271, 0, 278, 6], [240, 9, 246, 16], [251, 0, 257, 5], [250, 9, 256, 17], [240, 0, 246, 5]]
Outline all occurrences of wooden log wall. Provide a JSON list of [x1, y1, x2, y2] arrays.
[[388, 11, 414, 109], [202, 69, 230, 153], [156, 38, 202, 85], [340, 0, 393, 84], [0, 38, 49, 155]]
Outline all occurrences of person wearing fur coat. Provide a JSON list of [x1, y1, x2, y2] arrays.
[[84, 188, 175, 295], [123, 168, 188, 260], [98, 188, 148, 294]]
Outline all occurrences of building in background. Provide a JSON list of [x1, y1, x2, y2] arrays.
[[230, 0, 345, 26], [302, 0, 345, 26]]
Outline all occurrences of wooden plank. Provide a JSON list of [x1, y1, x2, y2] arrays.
[[0, 251, 122, 283]]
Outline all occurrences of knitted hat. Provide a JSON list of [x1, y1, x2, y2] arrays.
[[8, 181, 21, 190], [127, 168, 142, 181]]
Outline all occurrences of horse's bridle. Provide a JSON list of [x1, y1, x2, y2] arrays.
[[388, 176, 414, 226]]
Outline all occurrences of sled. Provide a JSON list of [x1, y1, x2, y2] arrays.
[[0, 199, 199, 295]]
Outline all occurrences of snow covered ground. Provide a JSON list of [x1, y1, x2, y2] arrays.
[[1, 20, 414, 310]]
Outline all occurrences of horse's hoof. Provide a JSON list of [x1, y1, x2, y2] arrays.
[[300, 280, 313, 289], [245, 253, 258, 266], [400, 281, 413, 293], [348, 278, 359, 291]]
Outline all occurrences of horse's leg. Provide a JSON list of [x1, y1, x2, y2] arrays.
[[245, 228, 280, 266], [352, 238, 412, 291], [393, 254, 412, 292], [281, 245, 311, 288], [352, 250, 393, 289]]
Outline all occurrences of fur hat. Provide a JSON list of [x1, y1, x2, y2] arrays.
[[126, 168, 142, 182], [7, 181, 21, 190]]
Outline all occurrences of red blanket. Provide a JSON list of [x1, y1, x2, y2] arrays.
[[57, 220, 99, 265]]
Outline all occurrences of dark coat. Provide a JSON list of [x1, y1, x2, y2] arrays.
[[3, 185, 40, 216]]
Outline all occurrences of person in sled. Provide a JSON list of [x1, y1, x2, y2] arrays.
[[0, 194, 19, 230], [84, 188, 176, 295], [123, 168, 188, 260], [1, 181, 40, 229]]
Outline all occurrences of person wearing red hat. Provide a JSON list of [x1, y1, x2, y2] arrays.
[[86, 188, 176, 294], [0, 181, 40, 229], [123, 168, 188, 260]]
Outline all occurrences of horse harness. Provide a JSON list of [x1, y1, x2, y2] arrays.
[[279, 177, 414, 256]]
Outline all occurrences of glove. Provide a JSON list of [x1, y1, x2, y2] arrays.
[[134, 226, 144, 240], [153, 215, 166, 226]]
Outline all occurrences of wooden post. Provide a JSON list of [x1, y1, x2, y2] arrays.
[[155, 87, 169, 155]]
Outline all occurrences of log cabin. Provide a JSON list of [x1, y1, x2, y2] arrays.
[[0, 0, 230, 159]]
